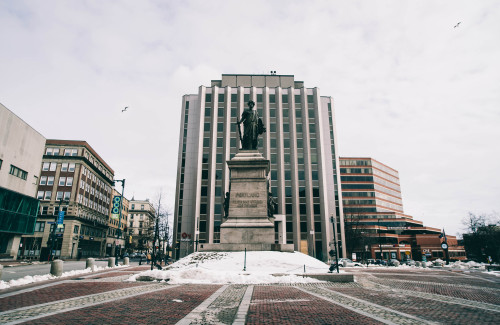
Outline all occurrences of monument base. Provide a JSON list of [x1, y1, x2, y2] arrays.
[[198, 243, 294, 252]]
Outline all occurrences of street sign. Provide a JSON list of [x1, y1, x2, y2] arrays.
[[111, 196, 121, 220], [57, 211, 65, 228], [441, 243, 448, 250]]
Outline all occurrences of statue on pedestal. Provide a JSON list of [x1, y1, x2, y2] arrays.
[[237, 101, 266, 150]]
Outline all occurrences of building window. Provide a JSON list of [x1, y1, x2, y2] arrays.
[[68, 163, 76, 172], [61, 163, 68, 171], [47, 176, 54, 185], [45, 148, 60, 156], [34, 222, 45, 232], [64, 192, 71, 200], [56, 191, 63, 200], [64, 148, 78, 156], [66, 177, 73, 186], [40, 176, 47, 185], [44, 191, 52, 200], [73, 225, 79, 234], [37, 191, 44, 199], [9, 165, 28, 180], [50, 162, 57, 171], [59, 177, 66, 186], [0, 159, 2, 169]]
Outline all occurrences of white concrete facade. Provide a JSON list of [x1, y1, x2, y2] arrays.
[[174, 74, 345, 261], [0, 103, 46, 259], [0, 103, 46, 196]]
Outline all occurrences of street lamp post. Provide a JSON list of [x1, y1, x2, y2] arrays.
[[330, 214, 339, 273], [48, 198, 68, 261], [378, 219, 383, 261], [114, 179, 125, 266]]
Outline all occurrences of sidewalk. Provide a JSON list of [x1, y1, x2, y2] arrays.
[[0, 266, 499, 324]]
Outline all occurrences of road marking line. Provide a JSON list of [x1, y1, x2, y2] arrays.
[[175, 285, 228, 325]]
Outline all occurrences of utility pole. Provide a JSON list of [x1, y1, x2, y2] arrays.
[[113, 179, 125, 266], [48, 199, 68, 261], [152, 195, 162, 270]]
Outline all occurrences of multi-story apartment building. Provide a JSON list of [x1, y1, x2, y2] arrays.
[[174, 74, 345, 261], [21, 140, 114, 260], [340, 157, 465, 261], [127, 199, 156, 252], [105, 188, 129, 257], [0, 103, 46, 259]]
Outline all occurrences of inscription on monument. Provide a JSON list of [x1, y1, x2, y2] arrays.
[[232, 192, 264, 208], [235, 192, 260, 198]]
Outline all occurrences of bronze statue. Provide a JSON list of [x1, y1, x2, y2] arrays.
[[223, 192, 230, 218], [267, 191, 278, 219], [237, 101, 265, 150]]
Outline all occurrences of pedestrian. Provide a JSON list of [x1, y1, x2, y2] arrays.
[[147, 252, 151, 264]]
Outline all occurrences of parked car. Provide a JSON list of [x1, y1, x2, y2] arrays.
[[375, 259, 387, 266], [402, 259, 416, 266], [388, 259, 400, 266], [367, 259, 377, 265], [129, 253, 137, 258], [122, 252, 129, 258], [333, 258, 363, 267]]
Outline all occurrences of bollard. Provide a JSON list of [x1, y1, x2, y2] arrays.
[[86, 258, 95, 270], [415, 261, 421, 267], [0, 265, 3, 281], [50, 260, 64, 277], [108, 257, 115, 267], [124, 257, 129, 266]]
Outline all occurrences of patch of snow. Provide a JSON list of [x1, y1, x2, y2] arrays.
[[128, 251, 332, 284], [0, 264, 129, 290]]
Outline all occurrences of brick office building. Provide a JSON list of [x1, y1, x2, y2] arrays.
[[340, 157, 465, 261], [21, 140, 114, 260]]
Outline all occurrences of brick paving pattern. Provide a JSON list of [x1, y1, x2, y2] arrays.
[[330, 287, 500, 324], [21, 284, 221, 325], [246, 285, 384, 325], [0, 282, 145, 312], [371, 273, 500, 289], [368, 276, 500, 304], [0, 265, 499, 324]]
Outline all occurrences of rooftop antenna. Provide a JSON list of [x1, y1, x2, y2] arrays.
[[270, 70, 277, 75]]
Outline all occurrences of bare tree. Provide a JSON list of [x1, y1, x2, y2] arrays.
[[462, 212, 500, 262]]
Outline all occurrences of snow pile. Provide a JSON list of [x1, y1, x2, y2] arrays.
[[0, 264, 128, 290], [128, 251, 331, 284]]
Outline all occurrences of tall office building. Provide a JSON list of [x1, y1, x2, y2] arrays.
[[174, 74, 345, 261]]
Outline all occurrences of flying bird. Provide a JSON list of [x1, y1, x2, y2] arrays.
[[122, 107, 128, 112], [454, 22, 461, 28]]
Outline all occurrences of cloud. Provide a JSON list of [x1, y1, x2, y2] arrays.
[[1, 0, 499, 235]]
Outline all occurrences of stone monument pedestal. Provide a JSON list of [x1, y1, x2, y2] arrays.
[[199, 150, 294, 252]]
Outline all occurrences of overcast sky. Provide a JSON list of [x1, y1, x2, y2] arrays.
[[1, 0, 499, 237]]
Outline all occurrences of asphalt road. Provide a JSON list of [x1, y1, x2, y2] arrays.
[[1, 260, 141, 282]]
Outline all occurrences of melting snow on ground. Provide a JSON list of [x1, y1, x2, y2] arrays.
[[0, 264, 128, 290], [127, 251, 333, 284]]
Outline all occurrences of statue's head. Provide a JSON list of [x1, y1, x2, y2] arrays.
[[247, 100, 255, 109]]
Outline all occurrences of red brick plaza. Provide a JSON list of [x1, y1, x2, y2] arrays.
[[1, 266, 499, 324]]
